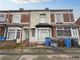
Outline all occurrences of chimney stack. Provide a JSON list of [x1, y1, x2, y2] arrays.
[[45, 8, 49, 10], [19, 8, 24, 11]]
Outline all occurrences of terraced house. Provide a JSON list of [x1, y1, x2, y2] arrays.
[[0, 8, 79, 45]]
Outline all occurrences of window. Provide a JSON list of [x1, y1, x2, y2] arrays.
[[39, 14, 46, 23], [16, 30, 20, 39], [57, 30, 63, 36], [7, 29, 21, 40], [0, 15, 5, 21], [12, 14, 21, 23], [57, 27, 71, 37], [8, 29, 15, 40], [55, 14, 63, 23], [72, 26, 77, 29]]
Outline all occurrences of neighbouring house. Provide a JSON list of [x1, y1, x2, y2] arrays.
[[75, 17, 80, 45], [0, 8, 79, 45]]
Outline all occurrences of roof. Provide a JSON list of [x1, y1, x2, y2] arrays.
[[75, 17, 80, 25], [0, 9, 73, 13]]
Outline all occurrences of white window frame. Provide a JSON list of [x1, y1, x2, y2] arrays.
[[56, 27, 71, 38], [71, 27, 79, 39], [7, 27, 21, 40], [54, 13, 63, 23], [0, 14, 6, 22], [7, 29, 16, 40], [39, 14, 47, 23], [12, 14, 21, 23], [37, 28, 51, 40]]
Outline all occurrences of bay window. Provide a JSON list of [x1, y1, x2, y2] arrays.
[[8, 29, 15, 40], [7, 29, 21, 40], [57, 26, 71, 37]]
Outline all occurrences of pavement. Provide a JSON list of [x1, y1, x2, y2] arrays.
[[0, 53, 80, 60], [0, 46, 80, 54], [0, 46, 80, 60]]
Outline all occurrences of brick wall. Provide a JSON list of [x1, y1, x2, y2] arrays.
[[52, 27, 56, 38], [51, 13, 74, 22], [63, 13, 70, 22], [63, 13, 74, 22], [6, 14, 13, 23], [0, 40, 16, 48], [21, 14, 30, 22], [0, 27, 5, 36], [75, 18, 80, 25], [70, 13, 74, 22]]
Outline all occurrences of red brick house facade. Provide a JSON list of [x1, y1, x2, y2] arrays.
[[0, 8, 79, 45]]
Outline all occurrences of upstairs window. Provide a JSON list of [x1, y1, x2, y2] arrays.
[[0, 14, 5, 22], [12, 14, 21, 23], [55, 14, 63, 23], [39, 14, 46, 23]]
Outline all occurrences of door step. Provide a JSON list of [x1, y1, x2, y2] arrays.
[[37, 41, 44, 44]]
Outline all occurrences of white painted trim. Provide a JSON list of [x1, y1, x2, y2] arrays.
[[30, 27, 36, 28], [56, 27, 73, 38], [51, 11, 73, 14], [35, 28, 38, 42], [4, 28, 6, 37], [37, 28, 50, 29], [71, 28, 79, 39], [34, 28, 52, 43], [54, 13, 63, 23], [8, 27, 22, 30], [55, 30, 57, 38], [0, 14, 6, 22], [12, 14, 21, 23], [50, 28, 52, 38], [7, 27, 22, 40], [23, 27, 29, 28]]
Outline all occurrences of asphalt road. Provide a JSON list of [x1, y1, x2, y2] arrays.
[[0, 54, 80, 60], [0, 47, 80, 60]]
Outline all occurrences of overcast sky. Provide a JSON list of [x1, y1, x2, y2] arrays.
[[0, 0, 80, 21]]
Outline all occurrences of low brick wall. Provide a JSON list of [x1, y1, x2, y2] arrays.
[[0, 40, 16, 48], [22, 40, 29, 47]]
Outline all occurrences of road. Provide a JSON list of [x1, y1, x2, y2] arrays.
[[0, 47, 80, 60], [0, 54, 80, 60]]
